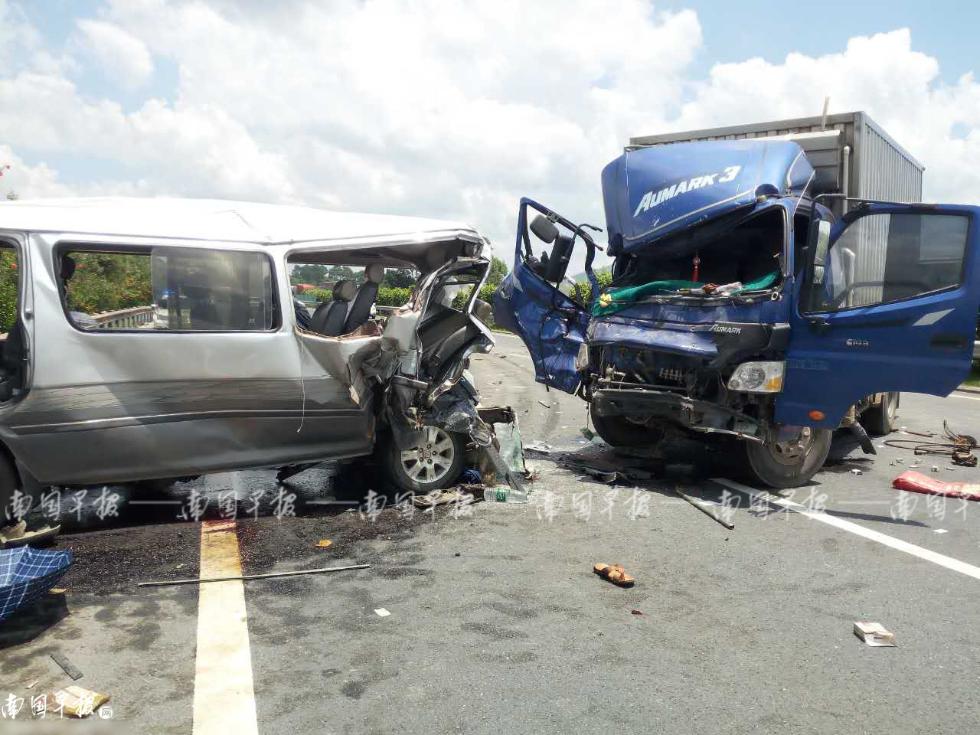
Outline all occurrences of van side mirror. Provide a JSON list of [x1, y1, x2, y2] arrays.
[[812, 220, 831, 285], [530, 214, 558, 244], [543, 234, 574, 283]]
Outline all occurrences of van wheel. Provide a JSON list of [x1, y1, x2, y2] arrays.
[[861, 392, 899, 436], [741, 427, 832, 489], [384, 426, 465, 494], [589, 403, 665, 447]]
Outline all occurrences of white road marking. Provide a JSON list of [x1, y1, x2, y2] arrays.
[[712, 477, 980, 582], [952, 392, 980, 402], [193, 520, 258, 735]]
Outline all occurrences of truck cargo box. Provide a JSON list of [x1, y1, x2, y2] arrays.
[[629, 111, 923, 209]]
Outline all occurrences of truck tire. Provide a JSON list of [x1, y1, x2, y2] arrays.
[[861, 392, 899, 436], [741, 427, 832, 489], [383, 426, 465, 494], [589, 402, 665, 447]]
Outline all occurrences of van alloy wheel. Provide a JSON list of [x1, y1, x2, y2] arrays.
[[399, 427, 456, 485]]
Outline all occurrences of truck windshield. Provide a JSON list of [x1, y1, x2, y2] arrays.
[[610, 207, 785, 302]]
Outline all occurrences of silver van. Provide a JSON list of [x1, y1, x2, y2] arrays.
[[0, 198, 495, 517]]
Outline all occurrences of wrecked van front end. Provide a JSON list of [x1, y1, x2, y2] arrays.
[[496, 140, 980, 487]]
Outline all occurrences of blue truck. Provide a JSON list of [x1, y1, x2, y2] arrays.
[[494, 112, 980, 487]]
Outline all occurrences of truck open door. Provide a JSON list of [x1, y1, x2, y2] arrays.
[[492, 198, 599, 394], [777, 203, 980, 428]]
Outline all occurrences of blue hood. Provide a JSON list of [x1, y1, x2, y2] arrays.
[[602, 140, 813, 255]]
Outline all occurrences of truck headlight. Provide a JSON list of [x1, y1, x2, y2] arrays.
[[575, 342, 590, 372], [727, 361, 785, 393]]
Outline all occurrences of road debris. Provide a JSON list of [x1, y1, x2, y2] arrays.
[[413, 488, 477, 508], [483, 486, 528, 503], [853, 621, 896, 647], [885, 421, 978, 467], [47, 685, 110, 718], [25, 679, 38, 689], [0, 546, 73, 621], [374, 608, 391, 617], [138, 563, 370, 588], [630, 609, 643, 616], [315, 539, 333, 549], [0, 522, 62, 549], [892, 471, 980, 501], [850, 468, 863, 476], [673, 486, 735, 530], [51, 652, 83, 681], [593, 563, 636, 588], [537, 400, 551, 408]]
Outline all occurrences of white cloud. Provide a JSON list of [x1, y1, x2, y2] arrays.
[[73, 19, 155, 90], [672, 29, 980, 206], [0, 145, 74, 199], [1, 6, 979, 270]]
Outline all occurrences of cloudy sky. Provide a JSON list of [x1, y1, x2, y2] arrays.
[[2, 0, 979, 265]]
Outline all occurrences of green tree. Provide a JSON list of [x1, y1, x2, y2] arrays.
[[487, 256, 508, 286], [383, 268, 417, 288]]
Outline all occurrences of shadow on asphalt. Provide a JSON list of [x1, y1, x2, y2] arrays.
[[0, 592, 70, 650]]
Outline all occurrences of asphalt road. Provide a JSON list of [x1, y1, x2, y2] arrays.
[[2, 331, 980, 733]]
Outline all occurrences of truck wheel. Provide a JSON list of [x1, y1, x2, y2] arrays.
[[741, 427, 832, 489], [589, 403, 665, 447], [861, 392, 899, 436], [383, 426, 465, 494]]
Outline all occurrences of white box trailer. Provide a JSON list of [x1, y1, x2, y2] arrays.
[[629, 111, 925, 307]]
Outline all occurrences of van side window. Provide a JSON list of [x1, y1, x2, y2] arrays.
[[810, 213, 969, 312], [61, 247, 279, 331]]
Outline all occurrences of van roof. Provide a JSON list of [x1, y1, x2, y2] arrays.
[[0, 197, 480, 246]]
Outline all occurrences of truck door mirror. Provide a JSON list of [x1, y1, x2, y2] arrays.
[[530, 214, 558, 244], [812, 219, 831, 284], [543, 234, 574, 283]]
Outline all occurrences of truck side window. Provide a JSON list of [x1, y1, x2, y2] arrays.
[[61, 247, 279, 331], [811, 213, 969, 312]]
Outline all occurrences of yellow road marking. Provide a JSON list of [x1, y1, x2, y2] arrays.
[[193, 520, 258, 735]]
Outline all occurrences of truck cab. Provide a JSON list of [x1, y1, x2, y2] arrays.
[[494, 137, 980, 487]]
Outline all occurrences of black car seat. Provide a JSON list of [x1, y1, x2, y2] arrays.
[[310, 280, 356, 336], [344, 263, 385, 333]]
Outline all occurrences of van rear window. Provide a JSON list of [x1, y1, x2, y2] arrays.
[[60, 247, 279, 332]]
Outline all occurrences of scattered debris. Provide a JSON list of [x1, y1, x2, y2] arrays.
[[537, 400, 551, 408], [931, 465, 940, 473], [412, 488, 476, 508], [934, 529, 949, 534], [885, 421, 978, 467], [459, 467, 482, 484], [580, 426, 595, 441], [579, 466, 618, 484], [51, 652, 83, 681], [138, 563, 370, 588], [315, 539, 333, 549], [374, 608, 391, 617], [630, 609, 643, 616], [892, 471, 980, 502], [483, 486, 528, 503], [853, 621, 896, 647], [47, 685, 110, 718], [49, 587, 66, 595], [673, 486, 735, 530], [25, 679, 38, 689], [0, 522, 61, 549], [593, 563, 635, 588], [523, 442, 553, 455], [850, 468, 863, 476], [0, 546, 73, 621]]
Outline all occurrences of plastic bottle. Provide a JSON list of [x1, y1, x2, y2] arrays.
[[483, 486, 528, 504]]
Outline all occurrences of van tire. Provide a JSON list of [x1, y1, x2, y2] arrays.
[[382, 427, 465, 494], [589, 403, 666, 447], [861, 392, 899, 436], [741, 427, 832, 489]]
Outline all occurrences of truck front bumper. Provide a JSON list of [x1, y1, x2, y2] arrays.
[[592, 387, 765, 443]]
